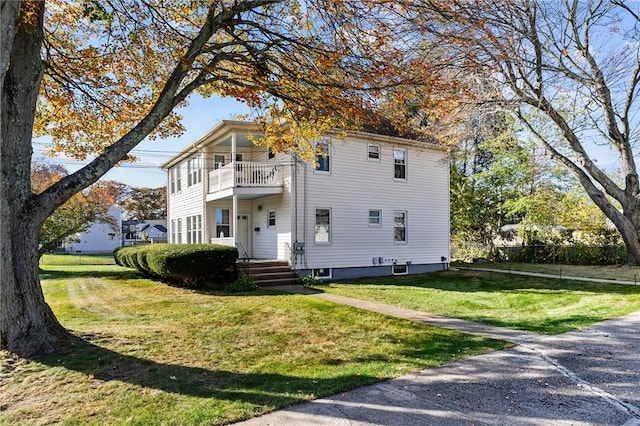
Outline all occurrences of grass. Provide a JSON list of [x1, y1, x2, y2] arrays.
[[1, 255, 507, 426], [453, 261, 640, 282], [313, 270, 640, 335]]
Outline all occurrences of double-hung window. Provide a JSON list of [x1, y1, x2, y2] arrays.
[[394, 211, 407, 243], [176, 165, 182, 191], [314, 140, 330, 172], [215, 208, 230, 238], [177, 218, 183, 243], [171, 219, 176, 243], [368, 143, 380, 161], [187, 215, 202, 243], [170, 167, 177, 194], [368, 209, 382, 227], [394, 148, 407, 180], [187, 155, 201, 187], [315, 208, 331, 243], [268, 210, 276, 228]]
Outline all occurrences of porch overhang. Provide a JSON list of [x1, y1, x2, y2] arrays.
[[205, 186, 283, 202]]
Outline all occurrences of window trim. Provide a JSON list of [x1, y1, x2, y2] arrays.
[[392, 263, 408, 275], [267, 210, 276, 228], [177, 218, 183, 243], [312, 268, 332, 279], [314, 139, 331, 174], [367, 143, 381, 161], [176, 164, 182, 191], [393, 148, 407, 181], [171, 219, 176, 243], [393, 210, 407, 243], [187, 155, 202, 187], [368, 209, 382, 227], [314, 207, 331, 244], [215, 208, 230, 239]]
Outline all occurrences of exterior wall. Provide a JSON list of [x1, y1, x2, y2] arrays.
[[293, 136, 450, 273], [65, 205, 122, 254], [167, 157, 204, 243], [299, 262, 447, 280]]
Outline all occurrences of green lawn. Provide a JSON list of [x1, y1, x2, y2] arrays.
[[313, 270, 640, 334], [1, 256, 507, 426], [454, 261, 640, 282]]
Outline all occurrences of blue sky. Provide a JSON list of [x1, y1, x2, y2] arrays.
[[33, 94, 251, 188]]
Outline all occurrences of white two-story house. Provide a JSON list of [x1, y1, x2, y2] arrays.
[[161, 120, 450, 279]]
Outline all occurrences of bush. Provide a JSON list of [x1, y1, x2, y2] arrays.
[[300, 274, 324, 287], [225, 276, 260, 293], [500, 244, 627, 265], [114, 244, 238, 288]]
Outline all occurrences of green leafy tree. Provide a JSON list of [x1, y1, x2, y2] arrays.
[[121, 187, 166, 220]]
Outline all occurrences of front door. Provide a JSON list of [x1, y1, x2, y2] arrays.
[[237, 214, 251, 259]]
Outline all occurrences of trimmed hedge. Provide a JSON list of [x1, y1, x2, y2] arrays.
[[114, 244, 238, 288], [498, 244, 627, 265]]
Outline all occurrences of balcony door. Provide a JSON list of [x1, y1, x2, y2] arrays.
[[237, 214, 251, 259]]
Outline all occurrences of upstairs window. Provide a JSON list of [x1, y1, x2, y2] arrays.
[[176, 164, 182, 191], [268, 148, 276, 160], [368, 143, 380, 161], [394, 148, 406, 180], [314, 140, 330, 172], [268, 210, 276, 228], [170, 167, 177, 194], [368, 210, 382, 227], [187, 155, 202, 187], [214, 154, 225, 170]]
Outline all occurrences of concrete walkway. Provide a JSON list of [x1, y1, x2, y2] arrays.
[[235, 285, 640, 426]]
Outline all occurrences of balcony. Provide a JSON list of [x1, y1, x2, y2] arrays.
[[207, 162, 284, 201]]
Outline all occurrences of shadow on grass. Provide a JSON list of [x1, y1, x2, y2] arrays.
[[34, 335, 379, 406], [336, 270, 640, 295]]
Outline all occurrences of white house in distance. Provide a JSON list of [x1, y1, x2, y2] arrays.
[[64, 205, 122, 254], [161, 120, 450, 279]]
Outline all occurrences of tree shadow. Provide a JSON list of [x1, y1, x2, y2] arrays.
[[33, 335, 378, 406], [332, 270, 640, 295]]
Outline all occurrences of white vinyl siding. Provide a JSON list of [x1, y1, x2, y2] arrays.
[[299, 137, 449, 270]]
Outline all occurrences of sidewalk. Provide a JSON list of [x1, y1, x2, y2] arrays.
[[234, 286, 640, 426]]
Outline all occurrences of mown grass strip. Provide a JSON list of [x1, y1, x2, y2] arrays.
[[1, 257, 507, 426]]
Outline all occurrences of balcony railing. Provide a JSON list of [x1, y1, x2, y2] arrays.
[[208, 162, 282, 193]]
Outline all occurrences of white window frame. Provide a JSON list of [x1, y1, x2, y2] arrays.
[[177, 218, 183, 243], [392, 263, 408, 275], [393, 148, 407, 180], [267, 210, 276, 228], [187, 155, 202, 187], [214, 154, 225, 170], [170, 167, 176, 194], [171, 219, 176, 243], [312, 268, 332, 279], [393, 210, 407, 243], [368, 143, 381, 161], [215, 208, 230, 238], [368, 209, 382, 227], [314, 207, 331, 244], [187, 216, 193, 243], [176, 164, 182, 191], [314, 139, 330, 173]]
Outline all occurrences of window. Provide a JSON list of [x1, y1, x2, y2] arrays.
[[171, 219, 176, 243], [393, 264, 408, 275], [235, 153, 243, 162], [176, 164, 182, 191], [170, 167, 177, 194], [394, 211, 407, 242], [215, 208, 230, 238], [267, 210, 276, 228], [394, 148, 406, 180], [108, 233, 115, 240], [187, 155, 202, 187], [368, 209, 382, 227], [177, 218, 183, 243], [368, 143, 380, 161], [314, 140, 330, 172], [312, 268, 331, 278], [315, 208, 331, 243], [187, 215, 202, 243], [268, 148, 276, 160], [214, 154, 225, 170]]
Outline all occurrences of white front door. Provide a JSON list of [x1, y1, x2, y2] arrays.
[[237, 214, 251, 259]]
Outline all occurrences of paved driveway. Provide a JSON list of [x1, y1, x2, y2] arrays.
[[235, 288, 640, 426]]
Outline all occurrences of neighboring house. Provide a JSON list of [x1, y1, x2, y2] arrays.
[[64, 205, 122, 254], [122, 219, 168, 246], [161, 120, 450, 279]]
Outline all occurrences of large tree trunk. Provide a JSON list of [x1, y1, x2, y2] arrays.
[[1, 1, 71, 356]]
